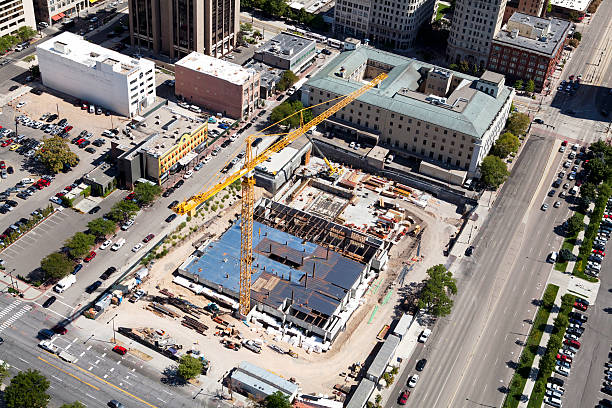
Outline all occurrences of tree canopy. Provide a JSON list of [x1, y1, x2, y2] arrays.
[[60, 403, 86, 408], [40, 252, 72, 280], [491, 132, 520, 159], [270, 100, 313, 129], [505, 112, 530, 135], [525, 79, 535, 93], [0, 360, 9, 383], [585, 157, 611, 184], [480, 155, 509, 188], [417, 264, 457, 317], [566, 213, 584, 236], [177, 355, 203, 380], [87, 218, 116, 237], [134, 182, 162, 206], [276, 70, 298, 92], [4, 369, 50, 408], [513, 80, 523, 91], [261, 391, 292, 408], [16, 26, 37, 42], [35, 136, 79, 174], [64, 232, 95, 259], [107, 200, 140, 224]]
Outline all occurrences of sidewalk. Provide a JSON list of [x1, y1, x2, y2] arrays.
[[517, 289, 564, 408], [564, 211, 589, 275]]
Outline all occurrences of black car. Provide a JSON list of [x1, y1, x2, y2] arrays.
[[569, 312, 587, 322], [85, 280, 102, 294], [42, 296, 57, 308], [168, 200, 179, 209], [252, 137, 263, 147], [221, 139, 231, 148], [57, 118, 68, 127], [88, 205, 101, 214], [38, 328, 55, 339], [165, 213, 177, 223], [416, 359, 427, 371], [6, 200, 17, 207], [548, 376, 564, 386], [46, 114, 58, 122], [100, 266, 116, 280], [108, 400, 124, 408], [548, 189, 556, 197], [465, 246, 474, 256], [162, 188, 174, 198], [174, 180, 184, 189]]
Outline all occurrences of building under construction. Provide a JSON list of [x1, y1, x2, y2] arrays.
[[178, 198, 389, 343]]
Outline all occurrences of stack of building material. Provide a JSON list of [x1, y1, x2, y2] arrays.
[[181, 316, 209, 335]]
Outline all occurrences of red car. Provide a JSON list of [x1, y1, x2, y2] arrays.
[[52, 325, 68, 335], [569, 75, 575, 80], [398, 391, 410, 405], [573, 301, 587, 311], [1, 139, 13, 147], [84, 251, 96, 262], [0, 161, 5, 169], [81, 103, 88, 110], [561, 140, 568, 146], [556, 353, 572, 363], [125, 192, 135, 201], [592, 249, 605, 256], [65, 185, 73, 191], [143, 233, 155, 243], [112, 345, 127, 355], [64, 125, 73, 132], [55, 192, 65, 197], [564, 339, 581, 349]]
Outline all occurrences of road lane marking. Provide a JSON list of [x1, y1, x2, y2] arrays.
[[88, 366, 93, 371], [72, 364, 159, 408], [162, 390, 172, 395], [72, 337, 78, 343], [110, 367, 114, 372], [94, 359, 99, 364], [80, 352, 85, 357], [85, 393, 99, 401], [87, 345, 92, 350], [156, 398, 167, 403], [18, 357, 29, 364], [52, 375, 63, 382], [116, 360, 121, 365], [37, 357, 99, 390]]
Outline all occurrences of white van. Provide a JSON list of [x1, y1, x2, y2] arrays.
[[111, 238, 126, 251], [89, 105, 95, 114], [54, 274, 76, 293], [544, 396, 562, 407]]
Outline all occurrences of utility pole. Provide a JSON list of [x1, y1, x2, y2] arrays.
[[107, 313, 118, 343]]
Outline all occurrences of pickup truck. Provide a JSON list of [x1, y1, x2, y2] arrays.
[[242, 339, 262, 354], [38, 340, 59, 354]]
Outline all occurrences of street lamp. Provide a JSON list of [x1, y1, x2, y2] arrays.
[[107, 313, 118, 344]]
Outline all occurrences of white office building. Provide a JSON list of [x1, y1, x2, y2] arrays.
[[0, 0, 35, 38], [36, 32, 156, 118]]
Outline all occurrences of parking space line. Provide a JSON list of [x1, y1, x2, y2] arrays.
[[37, 357, 100, 390]]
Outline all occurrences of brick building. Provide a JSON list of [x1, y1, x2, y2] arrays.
[[488, 13, 570, 91], [174, 51, 260, 119]]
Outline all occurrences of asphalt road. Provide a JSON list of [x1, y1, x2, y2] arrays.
[[387, 132, 577, 406], [0, 293, 227, 408]]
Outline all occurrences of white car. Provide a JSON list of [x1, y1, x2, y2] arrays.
[[49, 196, 62, 205], [38, 340, 58, 354], [132, 243, 143, 252], [16, 101, 26, 108], [418, 329, 431, 343], [184, 170, 193, 179], [408, 374, 419, 388], [100, 240, 112, 250], [202, 156, 211, 164]]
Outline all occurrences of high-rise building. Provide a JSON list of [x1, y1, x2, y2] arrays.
[[333, 0, 435, 50], [33, 0, 87, 26], [128, 0, 239, 60], [502, 0, 546, 23], [446, 0, 507, 68], [0, 0, 35, 38]]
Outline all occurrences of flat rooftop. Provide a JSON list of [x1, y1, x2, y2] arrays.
[[37, 31, 152, 75], [550, 0, 590, 11], [257, 32, 316, 59], [493, 13, 570, 56], [176, 51, 256, 86]]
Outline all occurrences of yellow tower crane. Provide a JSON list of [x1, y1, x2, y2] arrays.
[[174, 73, 387, 316]]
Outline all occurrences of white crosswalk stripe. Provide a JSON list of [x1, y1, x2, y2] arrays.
[[0, 304, 32, 333]]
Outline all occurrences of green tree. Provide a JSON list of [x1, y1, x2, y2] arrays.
[[276, 70, 298, 92], [262, 391, 292, 408], [87, 218, 116, 237], [35, 136, 79, 174], [506, 112, 531, 135], [525, 79, 535, 93], [107, 200, 139, 224], [513, 79, 524, 91], [0, 35, 18, 53], [60, 403, 86, 408], [579, 181, 597, 204], [270, 100, 313, 129], [40, 252, 72, 280], [491, 132, 520, 158], [586, 157, 610, 183], [0, 360, 9, 383], [559, 248, 576, 263], [572, 31, 582, 41], [4, 369, 50, 408], [177, 355, 203, 380], [64, 232, 96, 259], [16, 26, 37, 42], [566, 213, 584, 236], [480, 155, 509, 188], [29, 65, 40, 77], [417, 264, 457, 317], [134, 182, 162, 206]]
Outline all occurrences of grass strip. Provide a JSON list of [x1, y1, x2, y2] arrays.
[[502, 284, 559, 408]]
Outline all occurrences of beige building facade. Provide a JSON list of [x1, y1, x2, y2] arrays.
[[446, 0, 507, 67], [128, 0, 239, 59], [303, 47, 515, 178], [0, 0, 35, 38]]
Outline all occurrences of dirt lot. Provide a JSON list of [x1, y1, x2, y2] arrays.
[[104, 183, 460, 396]]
